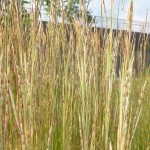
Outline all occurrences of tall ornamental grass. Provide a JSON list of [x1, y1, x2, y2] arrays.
[[0, 0, 149, 150]]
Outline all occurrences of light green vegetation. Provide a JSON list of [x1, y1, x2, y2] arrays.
[[0, 0, 149, 150]]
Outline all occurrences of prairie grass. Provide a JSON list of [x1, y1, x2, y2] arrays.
[[0, 0, 150, 150]]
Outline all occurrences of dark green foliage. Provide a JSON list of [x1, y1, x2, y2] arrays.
[[44, 0, 93, 22]]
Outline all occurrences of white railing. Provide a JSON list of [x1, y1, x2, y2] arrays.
[[95, 16, 150, 33]]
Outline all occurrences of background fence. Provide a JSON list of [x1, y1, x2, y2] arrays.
[[95, 16, 150, 33]]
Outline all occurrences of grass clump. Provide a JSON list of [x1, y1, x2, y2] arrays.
[[0, 0, 149, 150]]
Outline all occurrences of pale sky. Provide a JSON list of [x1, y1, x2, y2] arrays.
[[25, 0, 150, 22], [24, 0, 150, 32], [89, 0, 150, 22]]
